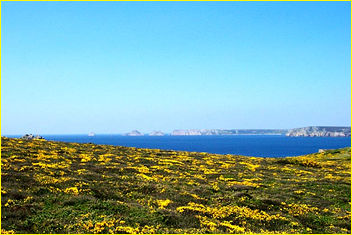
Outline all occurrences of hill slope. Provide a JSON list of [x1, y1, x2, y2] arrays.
[[1, 137, 350, 234]]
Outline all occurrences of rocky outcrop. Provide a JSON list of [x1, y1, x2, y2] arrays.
[[125, 130, 144, 136], [21, 134, 45, 140], [286, 126, 350, 137]]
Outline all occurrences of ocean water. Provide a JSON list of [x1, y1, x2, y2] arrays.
[[8, 134, 350, 158]]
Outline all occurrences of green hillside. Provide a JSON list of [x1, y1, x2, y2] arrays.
[[1, 137, 350, 234]]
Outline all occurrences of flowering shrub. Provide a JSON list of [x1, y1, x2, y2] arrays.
[[1, 137, 350, 234]]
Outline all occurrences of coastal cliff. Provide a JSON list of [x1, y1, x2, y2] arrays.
[[171, 129, 287, 136], [286, 126, 350, 137], [122, 127, 350, 137]]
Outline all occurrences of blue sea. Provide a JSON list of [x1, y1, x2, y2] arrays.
[[7, 135, 351, 158]]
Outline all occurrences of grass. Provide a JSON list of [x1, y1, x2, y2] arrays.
[[1, 137, 351, 234]]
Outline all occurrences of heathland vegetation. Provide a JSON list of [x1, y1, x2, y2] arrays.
[[1, 137, 350, 233]]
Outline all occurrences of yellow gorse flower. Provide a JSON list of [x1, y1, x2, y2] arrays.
[[156, 199, 172, 209]]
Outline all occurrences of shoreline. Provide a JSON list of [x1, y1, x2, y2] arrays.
[[2, 136, 350, 159]]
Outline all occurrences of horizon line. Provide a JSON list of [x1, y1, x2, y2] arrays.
[[2, 126, 351, 136]]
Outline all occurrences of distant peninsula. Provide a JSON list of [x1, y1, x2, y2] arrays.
[[123, 126, 350, 137]]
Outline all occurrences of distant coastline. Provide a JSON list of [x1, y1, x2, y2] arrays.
[[4, 126, 351, 139], [3, 134, 351, 157], [122, 126, 350, 137]]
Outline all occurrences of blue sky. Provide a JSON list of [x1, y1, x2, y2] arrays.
[[2, 2, 351, 134]]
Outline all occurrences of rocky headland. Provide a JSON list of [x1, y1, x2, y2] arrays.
[[286, 126, 350, 137], [21, 134, 45, 140]]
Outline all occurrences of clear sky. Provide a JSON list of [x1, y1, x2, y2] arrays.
[[2, 1, 351, 134]]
